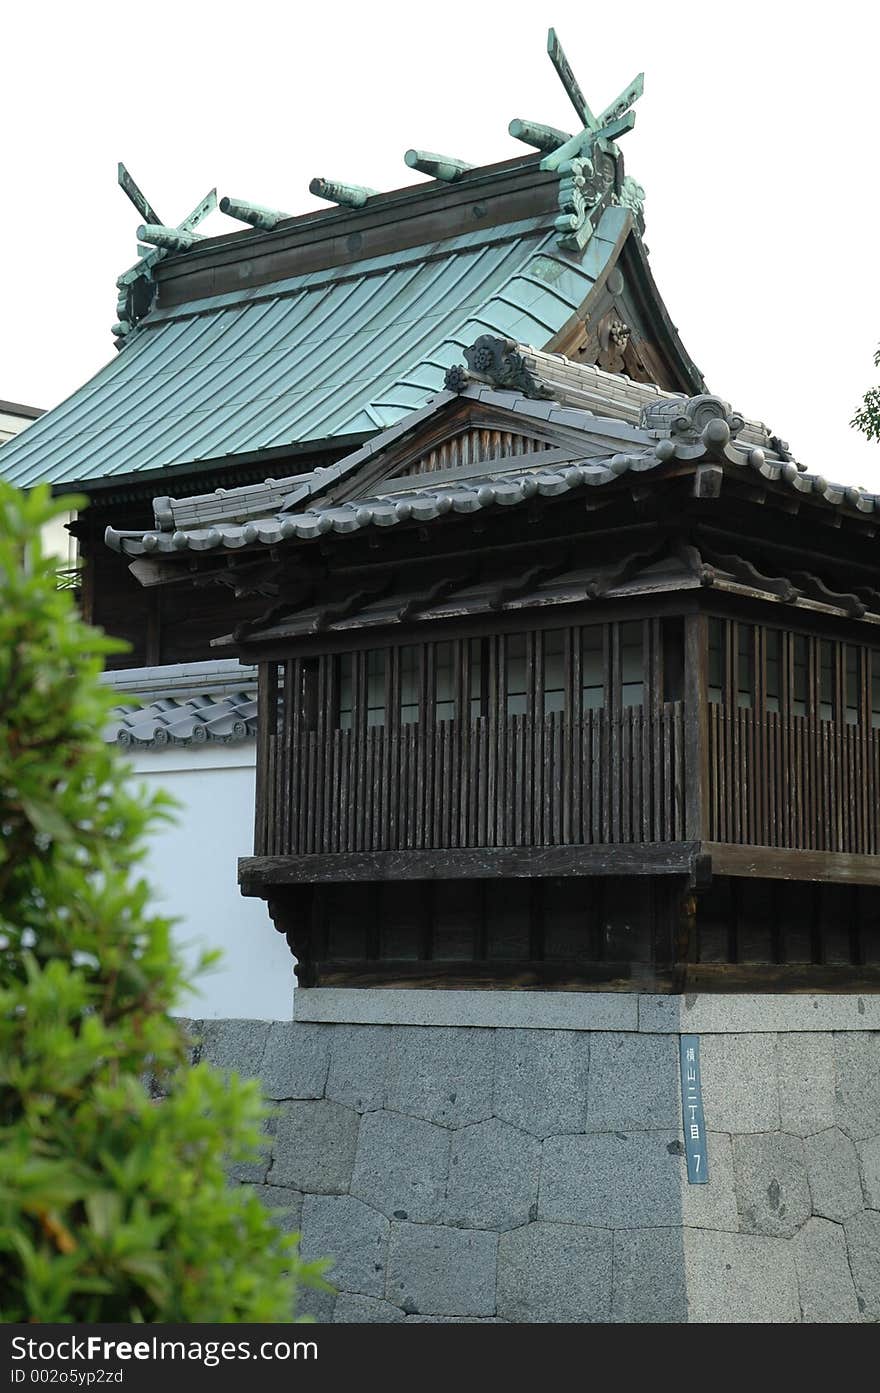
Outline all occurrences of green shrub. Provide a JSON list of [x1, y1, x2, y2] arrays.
[[0, 483, 326, 1321]]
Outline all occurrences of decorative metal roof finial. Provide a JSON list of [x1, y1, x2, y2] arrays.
[[113, 165, 217, 343], [512, 30, 645, 253]]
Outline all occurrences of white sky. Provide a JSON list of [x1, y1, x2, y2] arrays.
[[2, 0, 879, 485]]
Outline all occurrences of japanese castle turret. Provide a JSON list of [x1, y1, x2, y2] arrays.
[[9, 29, 880, 1324]]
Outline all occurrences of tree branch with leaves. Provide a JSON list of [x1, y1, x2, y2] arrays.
[[0, 483, 328, 1322], [852, 346, 880, 444]]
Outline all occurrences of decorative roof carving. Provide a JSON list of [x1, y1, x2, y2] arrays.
[[458, 336, 556, 400], [538, 29, 645, 251], [616, 175, 646, 227], [640, 394, 745, 449]]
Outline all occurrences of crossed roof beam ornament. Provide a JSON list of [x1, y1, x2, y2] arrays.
[[510, 30, 644, 252], [510, 28, 644, 167], [113, 164, 217, 337]]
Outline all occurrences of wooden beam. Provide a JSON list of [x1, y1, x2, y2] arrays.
[[239, 841, 701, 891], [312, 959, 673, 992], [678, 962, 880, 994], [704, 842, 880, 886]]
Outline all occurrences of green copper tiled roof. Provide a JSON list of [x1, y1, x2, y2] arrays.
[[0, 208, 628, 491]]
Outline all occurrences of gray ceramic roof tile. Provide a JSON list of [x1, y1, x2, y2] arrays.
[[107, 690, 257, 749]]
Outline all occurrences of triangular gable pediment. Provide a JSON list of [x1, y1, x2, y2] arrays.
[[310, 388, 654, 510]]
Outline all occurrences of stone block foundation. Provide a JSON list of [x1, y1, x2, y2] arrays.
[[191, 992, 880, 1322]]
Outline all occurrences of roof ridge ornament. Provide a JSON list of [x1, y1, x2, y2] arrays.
[[220, 197, 292, 230], [309, 178, 379, 209], [404, 150, 474, 183], [641, 394, 746, 446], [113, 165, 217, 344], [644, 393, 750, 471], [444, 335, 556, 400], [525, 29, 644, 253]]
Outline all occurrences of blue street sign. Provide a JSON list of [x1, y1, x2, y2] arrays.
[[680, 1034, 709, 1184]]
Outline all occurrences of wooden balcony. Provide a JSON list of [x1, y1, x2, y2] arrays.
[[256, 703, 685, 858], [242, 615, 880, 893]]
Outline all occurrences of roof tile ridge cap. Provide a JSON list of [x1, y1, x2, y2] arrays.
[[101, 660, 257, 699], [154, 470, 315, 527], [519, 343, 686, 404]]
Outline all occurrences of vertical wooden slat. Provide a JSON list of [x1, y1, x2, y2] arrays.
[[254, 663, 274, 855], [621, 707, 632, 843], [489, 635, 501, 847], [528, 630, 540, 846], [683, 615, 709, 844], [567, 627, 579, 844]]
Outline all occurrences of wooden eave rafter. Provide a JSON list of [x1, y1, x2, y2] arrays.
[[225, 525, 880, 654]]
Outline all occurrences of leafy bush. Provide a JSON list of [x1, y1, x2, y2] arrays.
[[0, 483, 325, 1321], [852, 345, 880, 444]]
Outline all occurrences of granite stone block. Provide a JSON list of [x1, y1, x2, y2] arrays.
[[636, 996, 679, 1033], [856, 1134, 880, 1209], [387, 1223, 497, 1317], [684, 1230, 800, 1323], [844, 1210, 880, 1320], [639, 994, 880, 1035], [249, 1184, 304, 1236], [776, 1033, 835, 1136], [444, 1119, 541, 1230], [804, 1128, 864, 1222], [227, 1117, 273, 1184], [350, 1111, 450, 1222], [325, 1024, 395, 1112], [497, 1222, 612, 1323], [834, 1033, 880, 1142], [679, 995, 834, 1033], [678, 1132, 739, 1232], [384, 1027, 495, 1127], [299, 1195, 389, 1298], [611, 1228, 687, 1323], [270, 1100, 359, 1194], [197, 1018, 270, 1077], [296, 986, 634, 1030], [699, 1034, 780, 1133], [586, 1033, 679, 1131], [733, 1134, 811, 1238], [793, 1217, 861, 1322], [259, 1022, 331, 1101], [828, 996, 880, 1030], [296, 1285, 336, 1323], [540, 1132, 681, 1228], [333, 1294, 405, 1323], [493, 1029, 589, 1137]]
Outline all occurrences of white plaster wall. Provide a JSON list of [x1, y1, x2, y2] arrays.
[[125, 743, 295, 1021]]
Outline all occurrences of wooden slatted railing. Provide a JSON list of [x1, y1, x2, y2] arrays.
[[708, 706, 880, 853], [259, 703, 684, 855]]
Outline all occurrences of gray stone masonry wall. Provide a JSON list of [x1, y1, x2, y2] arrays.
[[189, 1001, 880, 1323]]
